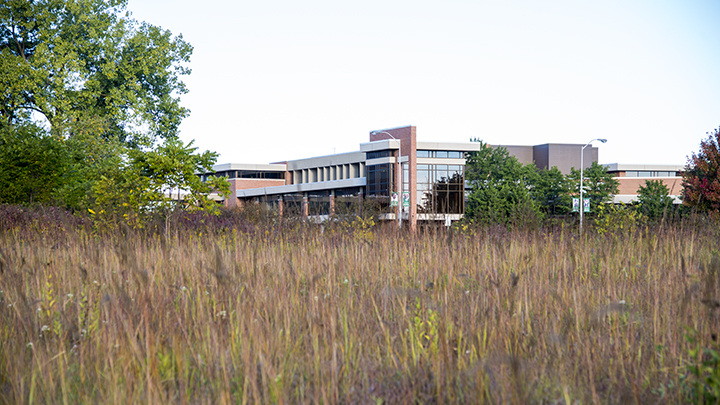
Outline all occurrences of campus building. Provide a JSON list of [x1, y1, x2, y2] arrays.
[[205, 126, 602, 229], [604, 163, 684, 204]]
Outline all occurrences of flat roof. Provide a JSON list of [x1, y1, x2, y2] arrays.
[[212, 163, 287, 172], [359, 139, 399, 152], [603, 163, 684, 171], [287, 151, 366, 170], [416, 141, 481, 152]]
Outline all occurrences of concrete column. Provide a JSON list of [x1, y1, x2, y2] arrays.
[[302, 193, 308, 218], [396, 149, 402, 227], [224, 179, 238, 208]]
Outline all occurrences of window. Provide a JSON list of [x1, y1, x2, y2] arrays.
[[238, 171, 284, 179], [415, 164, 464, 214], [416, 150, 464, 159], [333, 187, 363, 215], [367, 150, 394, 159], [282, 193, 303, 217], [256, 195, 280, 211], [436, 165, 448, 182], [365, 163, 394, 212], [308, 190, 330, 215]]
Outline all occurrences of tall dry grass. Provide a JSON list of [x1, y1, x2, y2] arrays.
[[0, 212, 719, 404]]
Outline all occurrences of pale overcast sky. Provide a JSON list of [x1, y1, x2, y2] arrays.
[[128, 0, 720, 166]]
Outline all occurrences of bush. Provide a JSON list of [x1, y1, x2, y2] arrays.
[[593, 203, 644, 235], [683, 328, 720, 403]]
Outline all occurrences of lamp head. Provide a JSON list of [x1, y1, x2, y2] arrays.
[[598, 138, 607, 143]]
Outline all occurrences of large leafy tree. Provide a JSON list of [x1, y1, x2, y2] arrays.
[[0, 123, 68, 204], [92, 138, 230, 228], [569, 161, 619, 211], [0, 0, 222, 214], [637, 179, 674, 220], [1, 0, 192, 146], [682, 127, 720, 212], [533, 166, 573, 215], [465, 141, 542, 225]]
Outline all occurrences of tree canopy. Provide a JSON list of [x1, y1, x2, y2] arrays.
[[534, 166, 573, 215], [91, 138, 229, 228], [464, 141, 541, 225], [0, 123, 68, 204], [464, 141, 619, 226], [1, 0, 192, 146], [682, 127, 720, 212], [0, 0, 228, 219], [569, 161, 619, 209], [637, 179, 673, 220]]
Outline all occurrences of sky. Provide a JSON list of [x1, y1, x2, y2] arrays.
[[127, 0, 720, 166]]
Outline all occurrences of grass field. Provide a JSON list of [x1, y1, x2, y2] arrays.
[[1, 210, 719, 404]]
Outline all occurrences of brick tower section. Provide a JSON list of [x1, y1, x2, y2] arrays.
[[369, 126, 417, 231]]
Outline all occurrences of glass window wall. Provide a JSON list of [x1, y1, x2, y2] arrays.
[[624, 170, 679, 178], [367, 150, 394, 159], [416, 150, 465, 159], [416, 164, 464, 214], [282, 193, 303, 217], [308, 190, 330, 216], [366, 163, 393, 212]]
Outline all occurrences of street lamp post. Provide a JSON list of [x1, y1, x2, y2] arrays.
[[579, 138, 607, 233], [370, 130, 403, 229]]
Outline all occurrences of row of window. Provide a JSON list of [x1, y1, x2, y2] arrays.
[[208, 158, 465, 183], [251, 187, 366, 216], [367, 150, 467, 160], [366, 150, 394, 160], [417, 150, 465, 159], [417, 189, 464, 214], [293, 163, 363, 184], [416, 165, 464, 185], [247, 181, 463, 215], [206, 170, 284, 180], [622, 171, 679, 178]]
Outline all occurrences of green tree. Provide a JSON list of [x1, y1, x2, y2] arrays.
[[465, 141, 542, 225], [1, 0, 192, 146], [91, 138, 229, 230], [129, 138, 229, 213], [636, 179, 674, 220], [682, 127, 720, 212], [0, 123, 68, 204], [0, 0, 213, 215], [53, 120, 126, 209], [569, 161, 619, 211], [533, 166, 573, 215]]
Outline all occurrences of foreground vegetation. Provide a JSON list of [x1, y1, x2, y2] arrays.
[[1, 207, 719, 404]]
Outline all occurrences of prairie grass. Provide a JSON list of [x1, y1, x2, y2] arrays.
[[0, 211, 719, 404]]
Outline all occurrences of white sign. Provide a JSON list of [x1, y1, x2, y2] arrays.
[[402, 192, 410, 207], [390, 192, 399, 207]]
